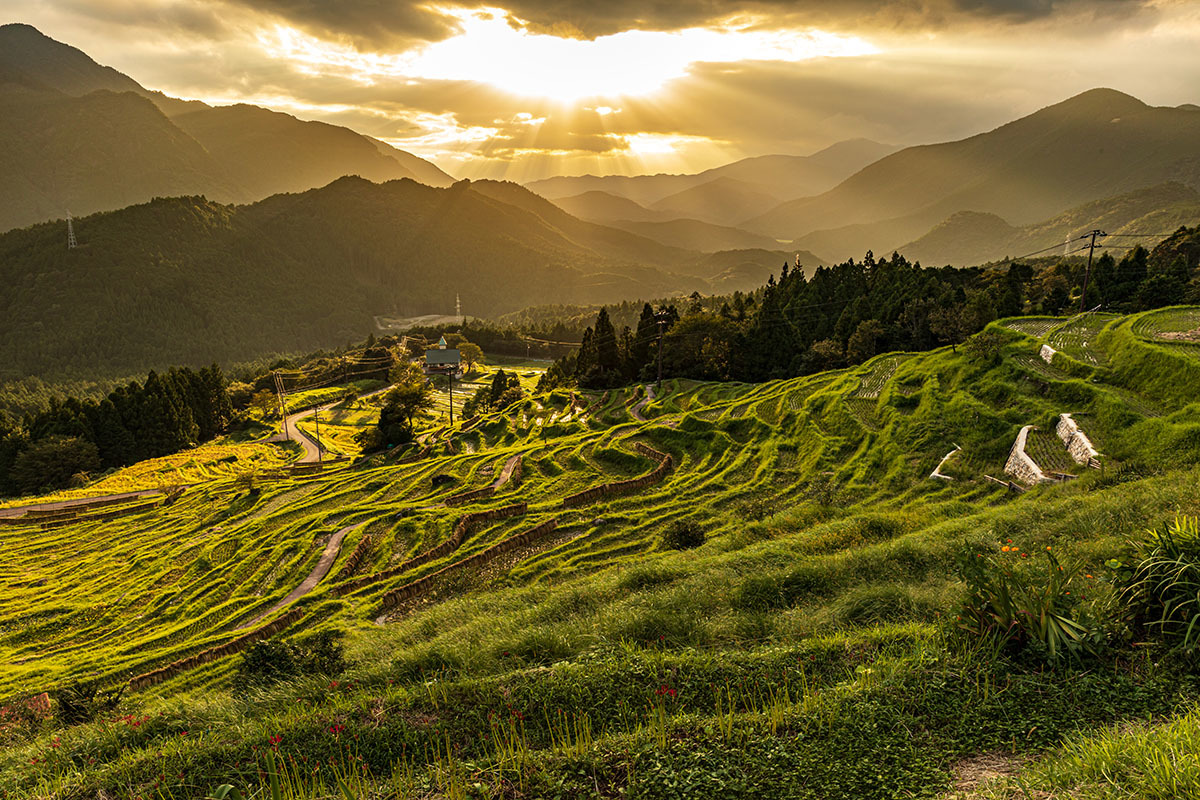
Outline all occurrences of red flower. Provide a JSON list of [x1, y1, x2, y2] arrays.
[[329, 724, 345, 736], [329, 681, 339, 689], [268, 735, 283, 747], [179, 731, 188, 737]]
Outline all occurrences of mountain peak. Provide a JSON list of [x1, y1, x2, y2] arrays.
[[0, 23, 146, 97], [1044, 87, 1149, 118]]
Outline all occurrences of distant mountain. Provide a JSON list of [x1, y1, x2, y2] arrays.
[[552, 191, 670, 223], [604, 218, 783, 253], [898, 182, 1200, 266], [699, 249, 827, 295], [0, 87, 242, 231], [648, 177, 782, 225], [0, 23, 454, 232], [526, 138, 898, 209], [750, 89, 1200, 259], [0, 177, 712, 379]]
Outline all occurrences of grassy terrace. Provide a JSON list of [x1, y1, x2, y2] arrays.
[[3, 310, 1200, 798]]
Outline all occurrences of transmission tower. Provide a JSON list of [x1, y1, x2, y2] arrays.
[[66, 212, 77, 250], [456, 293, 462, 322]]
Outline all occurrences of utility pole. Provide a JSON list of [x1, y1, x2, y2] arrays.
[[1078, 229, 1106, 313], [312, 404, 321, 463], [448, 371, 454, 426], [655, 310, 669, 391], [273, 371, 290, 441]]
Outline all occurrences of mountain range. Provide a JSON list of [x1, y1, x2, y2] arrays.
[[757, 89, 1200, 261], [0, 23, 454, 233]]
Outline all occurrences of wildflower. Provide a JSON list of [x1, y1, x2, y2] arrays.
[[1085, 574, 1094, 579], [1046, 545, 1052, 551], [1001, 546, 1010, 552], [179, 731, 188, 737], [269, 735, 283, 747], [329, 681, 339, 689]]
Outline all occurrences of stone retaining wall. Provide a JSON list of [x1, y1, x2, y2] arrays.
[[128, 608, 305, 692], [378, 518, 559, 611], [332, 502, 527, 596], [1056, 413, 1101, 466], [1004, 425, 1048, 485]]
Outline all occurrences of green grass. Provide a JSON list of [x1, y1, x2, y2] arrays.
[[4, 309, 1200, 798]]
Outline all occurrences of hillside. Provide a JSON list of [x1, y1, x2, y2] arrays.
[[0, 178, 707, 380], [3, 308, 1200, 798], [0, 24, 453, 232], [551, 190, 670, 223], [605, 218, 784, 254], [647, 176, 783, 224], [749, 89, 1200, 259], [898, 182, 1200, 266], [526, 138, 897, 207]]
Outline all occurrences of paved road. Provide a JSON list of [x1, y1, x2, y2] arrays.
[[271, 384, 394, 463]]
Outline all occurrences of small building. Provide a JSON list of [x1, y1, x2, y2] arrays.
[[424, 346, 462, 377]]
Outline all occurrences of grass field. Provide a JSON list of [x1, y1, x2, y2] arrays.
[[4, 310, 1200, 798]]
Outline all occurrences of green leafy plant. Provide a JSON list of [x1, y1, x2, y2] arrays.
[[1112, 516, 1200, 651], [956, 542, 1096, 661], [662, 520, 706, 551]]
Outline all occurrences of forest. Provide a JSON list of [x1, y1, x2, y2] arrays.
[[540, 226, 1200, 389]]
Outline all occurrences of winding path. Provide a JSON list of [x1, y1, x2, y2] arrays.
[[238, 521, 364, 629], [492, 453, 522, 489], [0, 489, 163, 519], [630, 384, 656, 422]]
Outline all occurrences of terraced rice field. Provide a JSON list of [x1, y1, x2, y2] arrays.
[[1024, 428, 1078, 476], [1046, 313, 1118, 366], [2, 321, 1187, 702], [1000, 316, 1065, 337], [1131, 307, 1200, 360]]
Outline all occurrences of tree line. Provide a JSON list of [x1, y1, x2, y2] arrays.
[[0, 366, 232, 496], [539, 226, 1200, 390]]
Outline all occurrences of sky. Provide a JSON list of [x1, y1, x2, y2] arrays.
[[9, 0, 1200, 180]]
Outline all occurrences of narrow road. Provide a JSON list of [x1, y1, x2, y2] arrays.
[[238, 522, 363, 629], [630, 384, 656, 422], [271, 384, 394, 464]]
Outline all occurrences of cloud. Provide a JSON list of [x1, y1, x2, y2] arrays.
[[212, 0, 1162, 49]]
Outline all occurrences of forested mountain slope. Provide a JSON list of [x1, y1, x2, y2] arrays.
[[0, 177, 706, 379], [749, 89, 1200, 259], [0, 24, 453, 232]]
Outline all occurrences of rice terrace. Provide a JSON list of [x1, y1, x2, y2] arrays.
[[4, 10, 1200, 800]]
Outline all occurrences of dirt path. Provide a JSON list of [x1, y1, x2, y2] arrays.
[[630, 384, 656, 422], [493, 453, 522, 488], [238, 521, 362, 629]]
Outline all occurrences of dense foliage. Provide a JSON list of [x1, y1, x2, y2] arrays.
[[542, 226, 1200, 389], [0, 365, 231, 495]]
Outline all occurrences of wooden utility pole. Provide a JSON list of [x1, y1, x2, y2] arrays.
[[312, 404, 322, 463], [655, 311, 668, 391], [1078, 229, 1106, 313], [448, 372, 454, 426], [273, 371, 290, 441]]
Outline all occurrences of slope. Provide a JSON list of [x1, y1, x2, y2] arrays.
[[0, 87, 244, 231], [551, 190, 670, 223], [0, 24, 454, 231], [748, 89, 1200, 255], [649, 176, 783, 225], [605, 218, 784, 253], [0, 177, 705, 379], [526, 138, 896, 208], [899, 182, 1200, 266], [4, 310, 1200, 799]]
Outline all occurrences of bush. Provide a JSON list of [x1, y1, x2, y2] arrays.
[[52, 683, 123, 727], [1113, 516, 1200, 651], [662, 521, 706, 551], [234, 631, 347, 690]]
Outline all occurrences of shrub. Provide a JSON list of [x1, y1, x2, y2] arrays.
[[52, 683, 123, 726], [782, 564, 840, 604], [662, 521, 706, 551], [1112, 516, 1200, 651], [234, 631, 347, 690], [956, 543, 1098, 661]]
